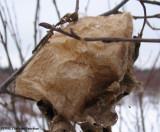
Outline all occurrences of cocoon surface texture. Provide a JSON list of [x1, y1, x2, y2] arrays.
[[16, 13, 137, 128]]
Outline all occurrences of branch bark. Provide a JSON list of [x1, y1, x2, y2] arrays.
[[100, 0, 129, 16]]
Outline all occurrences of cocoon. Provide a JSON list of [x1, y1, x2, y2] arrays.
[[16, 13, 137, 127]]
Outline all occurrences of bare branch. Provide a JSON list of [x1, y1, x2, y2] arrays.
[[0, 9, 14, 72], [39, 22, 160, 43], [146, 20, 160, 30], [100, 0, 129, 16], [138, 0, 147, 38], [85, 0, 90, 14], [4, 1, 24, 64], [75, 0, 79, 13], [34, 0, 40, 47], [142, 0, 160, 6], [52, 0, 61, 21], [7, 91, 35, 101], [0, 54, 35, 95], [133, 14, 160, 19]]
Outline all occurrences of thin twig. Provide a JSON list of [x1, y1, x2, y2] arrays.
[[0, 54, 35, 95], [7, 91, 35, 101], [141, 0, 160, 6], [133, 14, 160, 19], [0, 32, 14, 73], [34, 0, 40, 47], [100, 0, 129, 16], [85, 0, 90, 14], [138, 0, 147, 38], [39, 22, 160, 43], [4, 1, 24, 64], [52, 0, 61, 21], [144, 51, 160, 87], [138, 94, 146, 132], [0, 11, 13, 72], [75, 0, 79, 13], [146, 20, 160, 30], [0, 101, 13, 112]]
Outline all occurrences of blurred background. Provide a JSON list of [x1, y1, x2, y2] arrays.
[[0, 0, 160, 132]]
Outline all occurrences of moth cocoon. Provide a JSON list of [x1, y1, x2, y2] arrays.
[[16, 13, 137, 127]]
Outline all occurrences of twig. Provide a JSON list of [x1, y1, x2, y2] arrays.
[[0, 11, 13, 72], [144, 51, 160, 87], [34, 0, 40, 47], [138, 94, 146, 132], [85, 0, 90, 14], [75, 0, 79, 13], [100, 0, 129, 16], [133, 14, 160, 19], [39, 22, 160, 43], [7, 91, 35, 101], [141, 0, 160, 6], [4, 1, 24, 64], [0, 101, 13, 112], [0, 54, 35, 97], [52, 0, 61, 21], [146, 20, 160, 30], [138, 0, 147, 38]]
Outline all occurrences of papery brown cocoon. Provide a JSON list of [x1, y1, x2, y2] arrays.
[[16, 13, 137, 126]]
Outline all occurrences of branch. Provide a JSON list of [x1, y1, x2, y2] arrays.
[[4, 1, 24, 64], [34, 0, 40, 47], [142, 0, 160, 6], [138, 0, 147, 37], [100, 0, 129, 16], [133, 14, 160, 19], [85, 0, 90, 14], [39, 22, 160, 43], [0, 53, 36, 100], [52, 0, 61, 21], [75, 0, 79, 13], [0, 10, 14, 72], [146, 20, 160, 30]]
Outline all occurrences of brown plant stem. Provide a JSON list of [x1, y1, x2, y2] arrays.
[[133, 14, 160, 19], [4, 1, 24, 64], [146, 20, 160, 30], [138, 0, 147, 38], [141, 0, 160, 6], [52, 0, 61, 21], [39, 23, 160, 43], [138, 94, 146, 132], [34, 0, 40, 47], [100, 0, 129, 16], [75, 0, 79, 13]]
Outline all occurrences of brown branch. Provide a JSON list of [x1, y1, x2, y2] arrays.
[[7, 91, 35, 101], [75, 0, 79, 13], [85, 0, 90, 14], [144, 50, 160, 87], [4, 1, 24, 64], [0, 53, 36, 99], [133, 14, 160, 19], [138, 0, 147, 38], [0, 101, 13, 112], [52, 0, 61, 21], [2, 1, 24, 64], [142, 0, 160, 6], [34, 0, 40, 47], [0, 10, 14, 72], [100, 0, 129, 16], [146, 20, 160, 30], [39, 22, 160, 43]]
